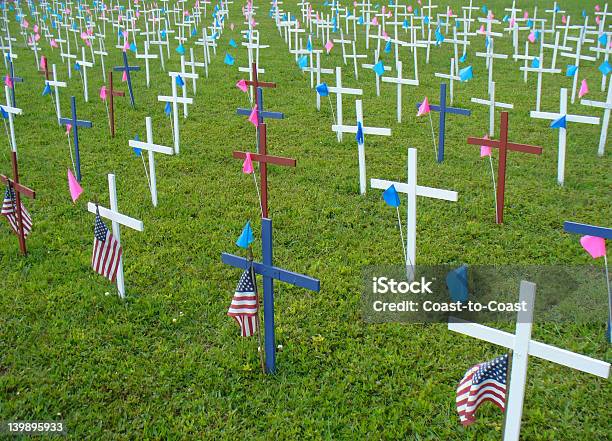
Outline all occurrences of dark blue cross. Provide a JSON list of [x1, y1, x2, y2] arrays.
[[113, 51, 140, 108], [236, 88, 284, 152], [59, 96, 93, 182], [417, 83, 471, 163], [221, 218, 320, 373], [564, 221, 612, 343], [7, 57, 23, 107]]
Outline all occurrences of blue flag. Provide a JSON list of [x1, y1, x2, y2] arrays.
[[224, 53, 235, 65], [459, 65, 473, 82], [383, 185, 400, 207], [599, 61, 612, 76], [566, 65, 578, 77], [229, 39, 237, 48], [74, 62, 81, 71], [356, 122, 364, 145], [316, 83, 329, 97], [176, 75, 185, 87], [176, 44, 185, 55], [550, 115, 567, 129], [133, 135, 142, 156], [459, 52, 467, 63], [424, 16, 430, 25], [164, 102, 172, 115], [599, 34, 608, 46], [236, 221, 254, 248], [129, 42, 137, 52], [358, 16, 364, 25], [531, 57, 540, 68], [373, 60, 385, 76], [298, 55, 308, 69], [0, 108, 8, 119], [384, 40, 391, 53], [42, 83, 51, 96], [446, 265, 469, 303], [306, 36, 312, 52]]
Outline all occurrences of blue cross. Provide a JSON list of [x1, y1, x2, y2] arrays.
[[221, 218, 320, 373], [59, 96, 93, 182], [7, 57, 23, 107], [113, 51, 140, 108], [564, 221, 612, 343], [416, 83, 471, 163], [236, 88, 284, 152]]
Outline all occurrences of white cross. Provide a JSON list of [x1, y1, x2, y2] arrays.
[[362, 49, 390, 97], [135, 41, 158, 88], [47, 64, 66, 124], [332, 99, 391, 194], [371, 148, 458, 281], [333, 28, 352, 65], [471, 81, 514, 137], [304, 51, 333, 110], [476, 38, 508, 92], [449, 280, 609, 441], [513, 40, 535, 83], [168, 56, 198, 116], [560, 28, 596, 103], [128, 116, 174, 207], [328, 66, 363, 142], [530, 88, 600, 185], [93, 37, 108, 83], [382, 60, 418, 123], [87, 174, 144, 299], [581, 81, 612, 157], [157, 74, 193, 154], [518, 51, 561, 112], [77, 47, 94, 102], [545, 2, 565, 34], [183, 48, 205, 95], [345, 40, 367, 80], [1, 85, 22, 152], [434, 58, 460, 105]]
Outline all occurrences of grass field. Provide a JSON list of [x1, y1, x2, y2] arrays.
[[1, 0, 611, 439]]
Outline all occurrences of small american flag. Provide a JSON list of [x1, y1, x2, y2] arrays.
[[456, 354, 508, 426], [227, 269, 259, 337], [92, 211, 122, 282], [1, 184, 32, 237]]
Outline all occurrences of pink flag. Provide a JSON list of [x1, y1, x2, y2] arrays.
[[325, 40, 334, 53], [382, 30, 388, 39], [242, 152, 254, 173], [65, 124, 72, 135], [509, 18, 515, 27], [579, 79, 589, 98], [50, 38, 58, 48], [236, 79, 248, 92], [407, 6, 413, 12], [580, 235, 606, 259], [480, 135, 491, 157], [595, 5, 601, 12], [40, 56, 47, 70], [34, 33, 41, 42], [22, 19, 29, 29], [523, 11, 529, 19], [122, 71, 127, 82], [4, 75, 12, 88], [417, 97, 430, 116], [123, 40, 130, 51], [33, 24, 39, 33], [479, 24, 485, 33], [527, 32, 536, 43], [448, 8, 453, 17], [248, 106, 259, 126], [562, 15, 567, 24], [99, 86, 107, 100], [371, 16, 379, 25], [68, 169, 83, 202], [596, 16, 601, 25]]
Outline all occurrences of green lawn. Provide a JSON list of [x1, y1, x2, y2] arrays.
[[1, 0, 611, 439]]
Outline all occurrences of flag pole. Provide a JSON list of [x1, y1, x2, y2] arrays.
[[604, 253, 611, 342], [66, 133, 76, 174], [248, 246, 266, 374], [327, 95, 336, 125], [428, 112, 438, 158], [488, 155, 498, 223]]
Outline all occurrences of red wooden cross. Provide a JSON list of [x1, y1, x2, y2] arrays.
[[232, 123, 296, 218], [467, 112, 543, 224], [245, 62, 276, 109], [107, 70, 125, 138], [38, 58, 49, 80], [1, 151, 36, 255]]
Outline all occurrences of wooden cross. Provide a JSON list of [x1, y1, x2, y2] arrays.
[[471, 81, 514, 137], [333, 99, 391, 194], [76, 47, 94, 102], [59, 96, 93, 182], [382, 60, 419, 123], [449, 280, 609, 441], [243, 62, 276, 109], [416, 83, 471, 163], [467, 111, 543, 224], [370, 148, 457, 281], [157, 74, 193, 154], [237, 87, 284, 153], [1, 151, 35, 255], [87, 174, 144, 299], [106, 70, 125, 138], [1, 85, 22, 152], [129, 117, 174, 207], [328, 66, 363, 142], [564, 221, 612, 342], [581, 81, 612, 157], [113, 51, 140, 107], [232, 118, 296, 219], [530, 88, 599, 186], [221, 218, 320, 373]]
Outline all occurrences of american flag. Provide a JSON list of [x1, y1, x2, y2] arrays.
[[1, 184, 32, 237], [227, 269, 259, 337], [456, 354, 508, 426], [92, 212, 122, 282]]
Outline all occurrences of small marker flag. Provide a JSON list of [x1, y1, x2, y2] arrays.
[[417, 97, 430, 116], [164, 102, 172, 115], [248, 105, 259, 126], [176, 75, 185, 87], [229, 39, 237, 48], [224, 53, 235, 65], [580, 235, 607, 259], [298, 55, 308, 69], [236, 79, 248, 92], [480, 135, 491, 157], [599, 61, 612, 76], [550, 115, 567, 129], [325, 40, 334, 53], [459, 52, 467, 63], [531, 57, 540, 68], [356, 122, 364, 145], [459, 65, 473, 82], [566, 65, 578, 77], [242, 152, 254, 174], [236, 221, 254, 248], [383, 185, 400, 207], [373, 60, 385, 76], [579, 79, 589, 98], [316, 83, 329, 97], [42, 83, 52, 96], [384, 40, 391, 53], [176, 44, 185, 55], [68, 168, 83, 202], [99, 85, 107, 100]]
